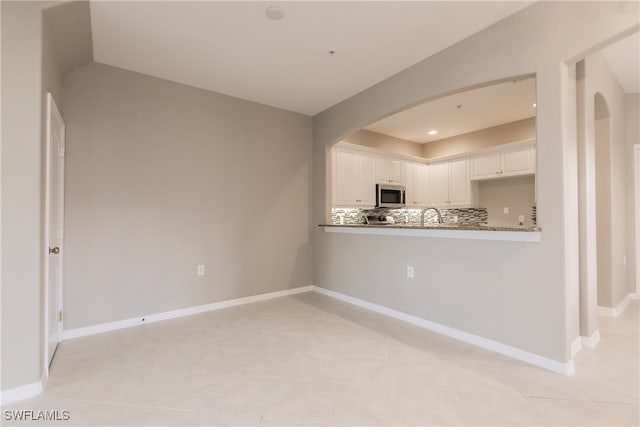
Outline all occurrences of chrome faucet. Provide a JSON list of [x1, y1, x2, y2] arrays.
[[421, 207, 443, 226]]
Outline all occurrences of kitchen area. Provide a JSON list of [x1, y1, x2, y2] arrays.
[[322, 77, 541, 242]]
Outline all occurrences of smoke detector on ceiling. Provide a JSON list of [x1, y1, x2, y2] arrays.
[[266, 6, 284, 20]]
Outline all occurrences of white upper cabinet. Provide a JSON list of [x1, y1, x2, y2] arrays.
[[471, 142, 535, 180], [357, 152, 376, 206], [333, 147, 376, 207], [376, 156, 404, 184], [470, 152, 500, 180], [427, 158, 472, 207], [427, 161, 449, 206], [501, 144, 535, 176], [404, 162, 428, 206], [448, 158, 471, 205]]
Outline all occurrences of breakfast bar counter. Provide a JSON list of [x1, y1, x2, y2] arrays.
[[319, 223, 541, 242]]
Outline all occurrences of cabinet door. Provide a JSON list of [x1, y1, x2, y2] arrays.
[[501, 145, 534, 176], [471, 152, 500, 180], [357, 152, 376, 206], [404, 162, 417, 205], [376, 157, 390, 183], [448, 158, 470, 206], [427, 161, 449, 206], [334, 148, 358, 205], [415, 163, 429, 205], [389, 159, 403, 184]]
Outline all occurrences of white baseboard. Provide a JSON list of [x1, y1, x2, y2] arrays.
[[581, 329, 600, 349], [63, 285, 313, 340], [598, 292, 637, 318], [312, 286, 575, 376], [0, 374, 45, 406], [571, 336, 582, 358]]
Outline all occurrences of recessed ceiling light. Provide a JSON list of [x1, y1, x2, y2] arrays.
[[265, 6, 284, 20], [427, 130, 438, 135]]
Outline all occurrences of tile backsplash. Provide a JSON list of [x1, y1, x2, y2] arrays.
[[331, 207, 488, 225]]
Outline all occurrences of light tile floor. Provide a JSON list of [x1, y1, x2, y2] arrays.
[[3, 292, 638, 426]]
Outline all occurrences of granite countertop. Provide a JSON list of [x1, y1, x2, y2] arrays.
[[320, 223, 541, 232]]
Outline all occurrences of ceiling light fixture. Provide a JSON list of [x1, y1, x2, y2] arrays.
[[427, 130, 438, 135], [532, 103, 537, 107], [265, 6, 284, 20]]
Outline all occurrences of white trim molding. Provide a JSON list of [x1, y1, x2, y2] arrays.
[[0, 375, 45, 406], [597, 292, 638, 318], [581, 329, 601, 349], [63, 286, 313, 340], [312, 286, 574, 376], [571, 336, 583, 358]]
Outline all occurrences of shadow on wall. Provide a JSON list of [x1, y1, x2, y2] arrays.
[[594, 92, 613, 308]]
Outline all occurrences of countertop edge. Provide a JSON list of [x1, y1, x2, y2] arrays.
[[319, 224, 542, 243]]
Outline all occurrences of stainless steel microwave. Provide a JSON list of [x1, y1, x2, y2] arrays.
[[376, 184, 406, 208]]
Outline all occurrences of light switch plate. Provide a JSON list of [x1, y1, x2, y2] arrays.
[[197, 264, 205, 276], [503, 207, 510, 214]]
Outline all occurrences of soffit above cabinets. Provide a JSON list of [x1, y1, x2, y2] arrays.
[[89, 1, 532, 116]]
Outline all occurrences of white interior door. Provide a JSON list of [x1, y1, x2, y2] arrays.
[[46, 93, 65, 369]]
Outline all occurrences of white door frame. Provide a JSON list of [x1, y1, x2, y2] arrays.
[[635, 144, 640, 294], [44, 93, 65, 375]]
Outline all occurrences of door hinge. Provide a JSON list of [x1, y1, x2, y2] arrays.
[[58, 311, 63, 322]]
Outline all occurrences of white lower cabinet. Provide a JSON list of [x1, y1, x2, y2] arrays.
[[333, 147, 376, 207], [404, 162, 428, 206], [427, 158, 472, 207]]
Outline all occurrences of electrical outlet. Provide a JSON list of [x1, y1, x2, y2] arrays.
[[518, 215, 525, 225], [453, 215, 459, 223], [503, 207, 510, 214], [406, 266, 414, 279], [196, 264, 205, 276]]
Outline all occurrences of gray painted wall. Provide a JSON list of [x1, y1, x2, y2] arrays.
[[478, 176, 536, 227], [584, 53, 632, 308], [62, 63, 314, 329], [313, 1, 638, 363], [625, 93, 639, 297], [1, 0, 46, 392], [1, 0, 92, 393]]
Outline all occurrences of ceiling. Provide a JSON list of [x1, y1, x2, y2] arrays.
[[363, 31, 638, 145], [89, 1, 532, 116], [366, 77, 536, 143], [600, 31, 639, 94]]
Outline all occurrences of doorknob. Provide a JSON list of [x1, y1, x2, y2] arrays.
[[49, 247, 60, 255]]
